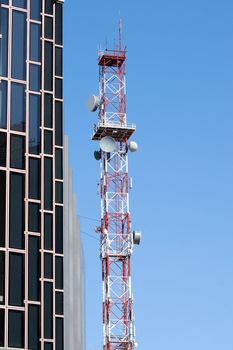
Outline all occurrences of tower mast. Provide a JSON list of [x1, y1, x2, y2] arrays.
[[88, 23, 141, 350]]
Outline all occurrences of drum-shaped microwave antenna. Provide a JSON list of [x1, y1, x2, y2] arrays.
[[129, 141, 138, 152], [87, 95, 100, 112], [100, 136, 115, 153]]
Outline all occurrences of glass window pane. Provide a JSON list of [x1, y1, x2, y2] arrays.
[[0, 132, 6, 167], [28, 236, 40, 301], [55, 257, 63, 290], [44, 343, 52, 350], [45, 16, 53, 39], [8, 311, 24, 348], [29, 94, 41, 154], [55, 78, 62, 99], [0, 252, 5, 304], [10, 173, 25, 249], [44, 42, 53, 91], [0, 8, 9, 77], [13, 0, 26, 8], [11, 82, 26, 132], [44, 157, 53, 210], [30, 64, 41, 92], [29, 203, 40, 232], [55, 148, 63, 179], [0, 80, 7, 128], [28, 305, 40, 350], [44, 94, 53, 128], [55, 182, 63, 204], [55, 101, 63, 146], [55, 4, 62, 45], [44, 253, 53, 279], [55, 318, 64, 350], [30, 23, 41, 62], [29, 158, 40, 199], [55, 292, 63, 315], [0, 310, 4, 347], [30, 0, 41, 21], [12, 11, 26, 80], [44, 130, 53, 154], [10, 135, 25, 169], [55, 47, 62, 77], [55, 206, 63, 254], [44, 214, 53, 250], [45, 0, 53, 14], [44, 283, 53, 339], [0, 171, 6, 247], [9, 253, 24, 306]]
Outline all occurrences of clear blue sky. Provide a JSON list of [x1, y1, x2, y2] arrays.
[[63, 1, 233, 349]]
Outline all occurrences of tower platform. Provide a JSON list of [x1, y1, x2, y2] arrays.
[[92, 122, 136, 141]]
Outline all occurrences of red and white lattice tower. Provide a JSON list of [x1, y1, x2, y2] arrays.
[[88, 23, 141, 350]]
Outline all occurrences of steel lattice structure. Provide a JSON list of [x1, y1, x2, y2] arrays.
[[90, 33, 139, 350]]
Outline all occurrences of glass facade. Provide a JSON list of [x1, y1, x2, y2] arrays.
[[0, 0, 64, 349]]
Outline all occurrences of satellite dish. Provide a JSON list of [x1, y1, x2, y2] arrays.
[[87, 95, 100, 112], [100, 136, 115, 153], [129, 141, 138, 152]]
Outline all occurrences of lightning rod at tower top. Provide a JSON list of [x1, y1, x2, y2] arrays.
[[87, 20, 141, 350]]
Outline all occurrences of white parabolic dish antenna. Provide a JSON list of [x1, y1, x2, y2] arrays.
[[87, 95, 100, 112], [100, 136, 115, 152]]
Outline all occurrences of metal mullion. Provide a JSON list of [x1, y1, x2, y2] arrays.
[[8, 168, 26, 174], [29, 19, 42, 25], [27, 301, 41, 306], [9, 129, 26, 136], [28, 198, 41, 204], [8, 248, 25, 254], [7, 306, 25, 311], [11, 6, 27, 13], [9, 77, 27, 84], [27, 232, 41, 237]]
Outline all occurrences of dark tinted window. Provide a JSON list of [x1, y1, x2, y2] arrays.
[[44, 283, 53, 339], [45, 343, 52, 350], [55, 101, 63, 146], [55, 318, 64, 350], [11, 82, 26, 131], [55, 292, 63, 315], [13, 0, 26, 8], [55, 148, 63, 179], [9, 173, 25, 249], [44, 253, 53, 279], [0, 171, 6, 247], [0, 8, 8, 77], [44, 94, 53, 128], [29, 203, 40, 232], [10, 135, 25, 169], [30, 23, 41, 62], [45, 17, 53, 39], [44, 42, 53, 91], [44, 157, 53, 210], [55, 47, 62, 76], [0, 252, 5, 304], [8, 311, 24, 348], [55, 206, 63, 254], [28, 305, 40, 350], [0, 80, 7, 128], [44, 214, 53, 250], [28, 236, 40, 301], [29, 94, 41, 154], [9, 253, 24, 306], [29, 158, 40, 199], [45, 0, 53, 14], [55, 4, 62, 45], [0, 132, 6, 167], [55, 257, 63, 289], [12, 11, 26, 80], [0, 309, 4, 347], [30, 64, 41, 92], [30, 0, 41, 20], [55, 78, 62, 99], [44, 130, 53, 154], [55, 182, 63, 204]]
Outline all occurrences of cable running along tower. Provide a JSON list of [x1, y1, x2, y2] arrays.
[[88, 22, 141, 350]]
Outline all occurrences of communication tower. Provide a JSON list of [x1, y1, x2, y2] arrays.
[[88, 22, 141, 350]]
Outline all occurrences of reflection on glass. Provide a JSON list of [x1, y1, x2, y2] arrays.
[[55, 78, 62, 99], [55, 148, 63, 179], [44, 157, 53, 210], [10, 135, 25, 169], [44, 253, 53, 279], [55, 4, 62, 45], [55, 292, 63, 315], [28, 305, 40, 350], [11, 82, 26, 131], [9, 253, 24, 306], [44, 283, 53, 339], [28, 203, 40, 232], [13, 0, 26, 8], [45, 16, 53, 39], [0, 132, 6, 167], [0, 80, 7, 128], [8, 311, 24, 348], [55, 101, 63, 146], [28, 236, 40, 301], [29, 94, 40, 154], [55, 257, 63, 289], [44, 213, 53, 250], [55, 206, 63, 254], [55, 182, 63, 204], [45, 0, 53, 14], [0, 8, 8, 77], [12, 11, 26, 80], [30, 0, 41, 20], [44, 130, 53, 154], [55, 47, 62, 76], [30, 64, 41, 92], [44, 42, 53, 91], [0, 251, 5, 305], [29, 158, 40, 199], [0, 171, 6, 247], [30, 23, 41, 62], [44, 94, 53, 128], [55, 318, 64, 350]]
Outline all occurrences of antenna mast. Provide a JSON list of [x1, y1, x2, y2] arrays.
[[88, 22, 141, 350]]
